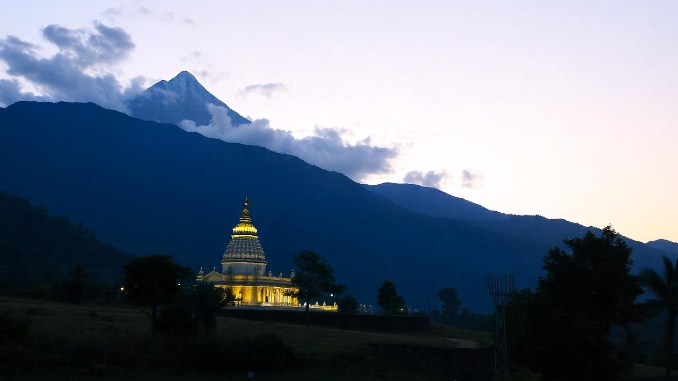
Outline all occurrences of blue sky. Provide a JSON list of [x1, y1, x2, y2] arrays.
[[1, 1, 677, 242]]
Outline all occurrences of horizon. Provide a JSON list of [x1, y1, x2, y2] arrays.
[[1, 1, 676, 243]]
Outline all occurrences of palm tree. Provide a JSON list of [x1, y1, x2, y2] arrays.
[[639, 255, 678, 381]]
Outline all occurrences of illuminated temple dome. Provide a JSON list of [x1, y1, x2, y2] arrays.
[[198, 196, 300, 307], [222, 197, 267, 275]]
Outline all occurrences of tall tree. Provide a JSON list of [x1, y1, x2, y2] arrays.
[[123, 254, 192, 336], [438, 287, 462, 324], [639, 255, 678, 381], [191, 283, 235, 337], [510, 227, 642, 381], [378, 280, 406, 315], [290, 250, 337, 325]]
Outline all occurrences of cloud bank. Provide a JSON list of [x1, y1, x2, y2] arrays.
[[0, 22, 144, 111], [180, 104, 397, 180]]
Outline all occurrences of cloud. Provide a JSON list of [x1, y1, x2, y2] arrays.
[[0, 78, 50, 106], [239, 83, 287, 98], [403, 170, 450, 188], [0, 22, 144, 110], [180, 104, 396, 180], [103, 6, 196, 28], [461, 169, 482, 188]]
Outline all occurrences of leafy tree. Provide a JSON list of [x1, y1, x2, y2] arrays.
[[639, 255, 678, 381], [509, 227, 642, 381], [123, 254, 192, 336], [290, 250, 338, 325], [377, 280, 405, 315], [191, 283, 235, 337], [338, 294, 359, 314], [438, 287, 462, 324]]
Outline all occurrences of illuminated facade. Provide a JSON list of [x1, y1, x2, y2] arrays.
[[197, 197, 299, 307]]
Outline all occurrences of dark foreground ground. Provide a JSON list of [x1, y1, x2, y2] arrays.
[[1, 297, 493, 380], [1, 297, 671, 381]]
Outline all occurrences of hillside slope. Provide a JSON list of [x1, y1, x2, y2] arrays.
[[366, 182, 671, 271], [0, 190, 131, 291]]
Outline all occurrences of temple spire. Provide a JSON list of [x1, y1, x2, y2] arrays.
[[222, 195, 266, 264]]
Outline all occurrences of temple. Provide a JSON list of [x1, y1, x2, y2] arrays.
[[197, 196, 300, 307]]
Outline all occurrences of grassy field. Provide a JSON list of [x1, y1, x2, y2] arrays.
[[0, 297, 491, 380], [2, 297, 673, 380]]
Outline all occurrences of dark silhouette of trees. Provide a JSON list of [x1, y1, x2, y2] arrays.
[[290, 250, 338, 325], [639, 255, 678, 381], [438, 287, 462, 324], [123, 254, 192, 336], [377, 280, 405, 315], [507, 227, 642, 381], [191, 283, 234, 337], [338, 294, 359, 314]]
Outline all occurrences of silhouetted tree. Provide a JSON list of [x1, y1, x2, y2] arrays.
[[508, 227, 642, 381], [378, 280, 405, 315], [290, 250, 337, 325], [438, 287, 462, 324], [191, 283, 234, 337], [338, 294, 359, 314], [123, 254, 192, 336], [639, 255, 678, 381]]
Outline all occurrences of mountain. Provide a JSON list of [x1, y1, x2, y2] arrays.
[[0, 101, 565, 312], [365, 182, 673, 269], [647, 239, 678, 255], [127, 71, 250, 127], [0, 190, 131, 292], [366, 183, 506, 222]]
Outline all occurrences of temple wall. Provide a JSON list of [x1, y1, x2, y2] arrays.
[[216, 284, 298, 306]]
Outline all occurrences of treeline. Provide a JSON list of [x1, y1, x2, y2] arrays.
[[502, 227, 676, 381]]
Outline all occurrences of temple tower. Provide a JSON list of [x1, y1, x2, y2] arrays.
[[221, 196, 267, 276]]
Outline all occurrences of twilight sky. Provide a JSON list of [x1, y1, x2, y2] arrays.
[[1, 1, 676, 243]]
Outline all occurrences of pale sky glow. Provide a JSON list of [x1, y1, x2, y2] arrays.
[[1, 1, 677, 243]]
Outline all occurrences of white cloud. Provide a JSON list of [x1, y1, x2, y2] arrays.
[[239, 83, 287, 98], [403, 170, 450, 188], [461, 169, 482, 188], [180, 104, 397, 181]]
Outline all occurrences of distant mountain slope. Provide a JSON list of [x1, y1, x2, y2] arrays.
[[0, 101, 561, 311], [127, 71, 250, 126], [366, 183, 506, 222], [0, 190, 131, 292], [647, 239, 678, 255], [365, 182, 671, 270]]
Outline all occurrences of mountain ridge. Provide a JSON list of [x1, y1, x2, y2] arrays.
[[366, 182, 675, 266], [646, 239, 678, 255]]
